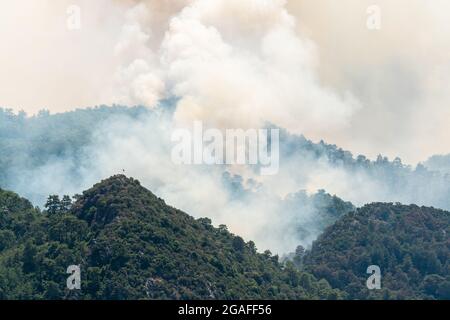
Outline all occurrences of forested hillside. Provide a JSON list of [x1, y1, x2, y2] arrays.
[[1, 106, 449, 212], [2, 105, 450, 257], [0, 176, 341, 300], [1, 176, 449, 300], [278, 128, 450, 210], [302, 203, 450, 300]]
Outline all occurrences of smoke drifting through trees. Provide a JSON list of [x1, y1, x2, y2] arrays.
[[2, 1, 449, 164], [1, 106, 449, 254], [1, 0, 450, 253]]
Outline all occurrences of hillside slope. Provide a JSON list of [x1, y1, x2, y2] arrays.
[[0, 176, 340, 300], [302, 203, 450, 299]]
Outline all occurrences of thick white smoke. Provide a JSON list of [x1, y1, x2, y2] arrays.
[[1, 0, 450, 254], [2, 1, 449, 163], [105, 0, 359, 136], [91, 0, 361, 253]]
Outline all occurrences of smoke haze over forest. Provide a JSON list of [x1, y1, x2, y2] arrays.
[[1, 0, 449, 164], [0, 1, 450, 254]]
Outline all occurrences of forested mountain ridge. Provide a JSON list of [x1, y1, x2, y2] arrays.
[[278, 127, 450, 210], [0, 175, 341, 300], [1, 176, 449, 300], [1, 105, 449, 212], [302, 203, 450, 300], [1, 106, 449, 300], [2, 104, 449, 259]]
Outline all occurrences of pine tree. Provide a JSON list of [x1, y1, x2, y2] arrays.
[[45, 195, 61, 215], [60, 195, 72, 212]]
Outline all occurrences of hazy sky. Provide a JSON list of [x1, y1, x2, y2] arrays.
[[0, 0, 449, 164]]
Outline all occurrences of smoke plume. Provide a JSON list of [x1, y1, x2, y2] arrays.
[[1, 0, 450, 253]]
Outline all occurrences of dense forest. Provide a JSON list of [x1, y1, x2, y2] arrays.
[[0, 175, 341, 299], [302, 203, 450, 300], [1, 175, 449, 299], [1, 106, 450, 211], [1, 106, 449, 300]]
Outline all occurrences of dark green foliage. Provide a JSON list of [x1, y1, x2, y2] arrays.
[[45, 195, 61, 215], [0, 176, 341, 300], [303, 203, 450, 300], [60, 196, 73, 212], [45, 195, 73, 215]]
